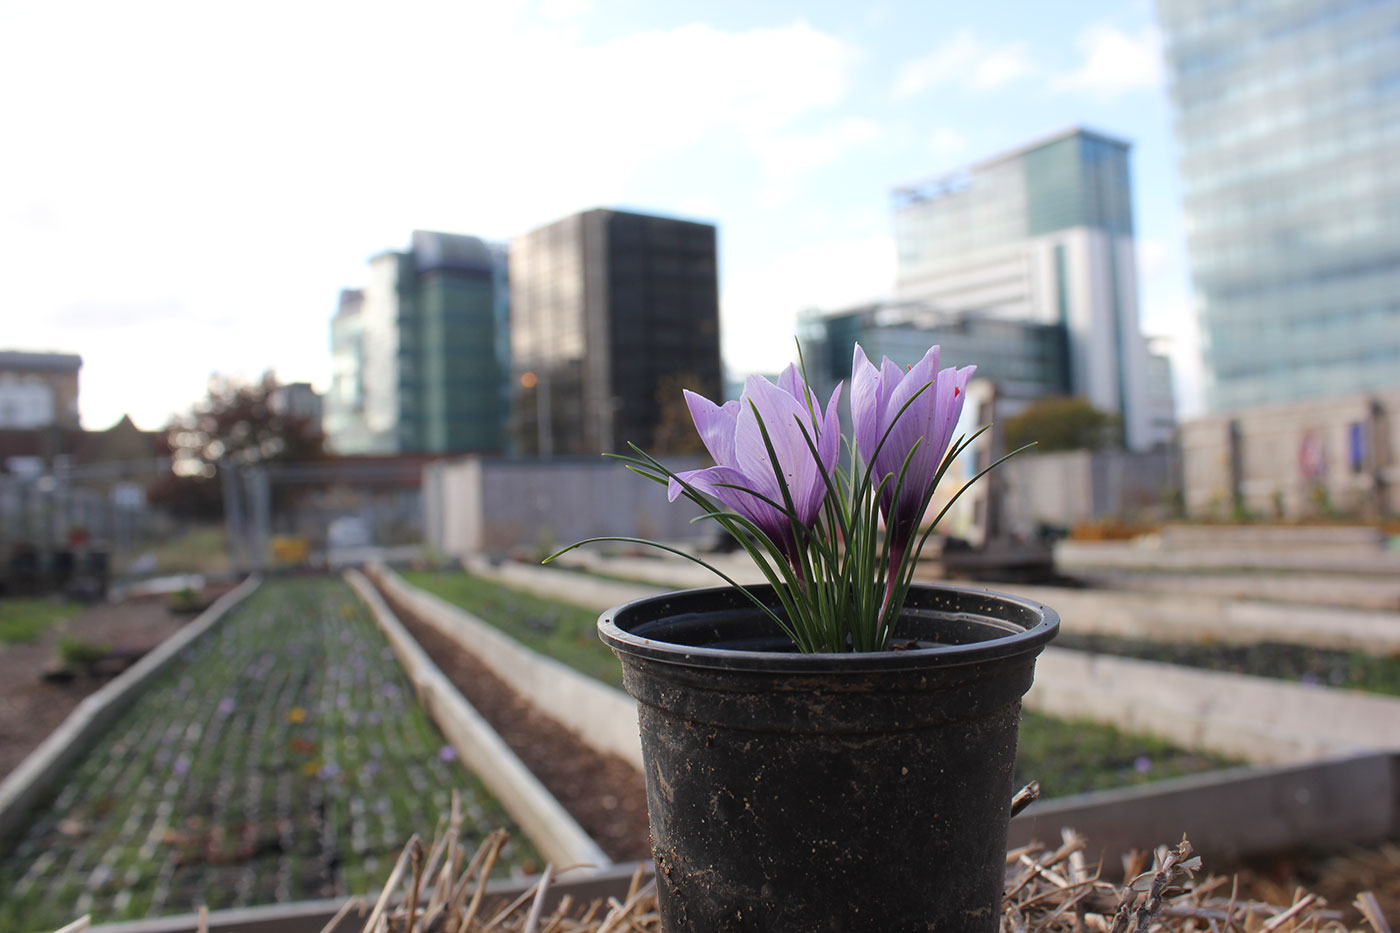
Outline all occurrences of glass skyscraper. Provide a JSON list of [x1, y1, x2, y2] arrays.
[[509, 209, 722, 457], [1157, 0, 1400, 412], [892, 128, 1161, 449], [324, 231, 510, 456]]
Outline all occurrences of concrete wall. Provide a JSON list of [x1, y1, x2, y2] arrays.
[[998, 447, 1178, 534], [424, 455, 708, 557], [1180, 389, 1400, 519]]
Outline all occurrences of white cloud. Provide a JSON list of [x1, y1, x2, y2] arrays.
[[1053, 24, 1163, 98], [0, 5, 858, 428], [751, 118, 880, 208], [722, 235, 895, 375], [894, 31, 1037, 98], [927, 127, 970, 161], [539, 0, 592, 21]]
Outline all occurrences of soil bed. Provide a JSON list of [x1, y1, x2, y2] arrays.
[[0, 595, 193, 781], [376, 584, 652, 862], [1054, 632, 1400, 695]]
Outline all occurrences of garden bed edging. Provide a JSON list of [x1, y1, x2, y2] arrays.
[[365, 563, 642, 770], [343, 570, 610, 871], [0, 575, 262, 844]]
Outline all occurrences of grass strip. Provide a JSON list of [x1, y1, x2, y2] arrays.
[[400, 570, 623, 688], [0, 597, 83, 644], [1054, 633, 1400, 696], [0, 576, 537, 929]]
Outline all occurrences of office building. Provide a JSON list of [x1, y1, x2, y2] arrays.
[[797, 302, 1071, 412], [1157, 0, 1400, 411], [509, 209, 721, 456], [891, 128, 1159, 449], [0, 351, 81, 430], [324, 231, 509, 456]]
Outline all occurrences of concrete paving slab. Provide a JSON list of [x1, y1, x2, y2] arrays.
[[1073, 570, 1400, 611], [1056, 539, 1400, 576]]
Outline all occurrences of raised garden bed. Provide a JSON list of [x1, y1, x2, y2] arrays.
[[372, 580, 651, 862], [0, 577, 537, 931], [1054, 632, 1400, 696], [397, 569, 1237, 799], [0, 596, 192, 781]]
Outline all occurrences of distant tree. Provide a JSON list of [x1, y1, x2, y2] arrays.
[[148, 373, 326, 520], [1002, 396, 1121, 454]]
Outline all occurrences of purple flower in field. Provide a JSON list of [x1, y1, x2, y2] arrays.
[[668, 365, 842, 563], [850, 344, 975, 555], [217, 697, 236, 716], [1133, 755, 1152, 774], [438, 745, 458, 763]]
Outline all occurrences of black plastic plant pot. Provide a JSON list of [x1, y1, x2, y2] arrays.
[[598, 583, 1059, 933]]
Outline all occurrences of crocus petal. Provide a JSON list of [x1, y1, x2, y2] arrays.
[[883, 345, 940, 440], [818, 382, 843, 485], [776, 363, 804, 402], [850, 345, 882, 463], [670, 464, 792, 546], [683, 390, 740, 466], [930, 365, 976, 464], [733, 375, 824, 525]]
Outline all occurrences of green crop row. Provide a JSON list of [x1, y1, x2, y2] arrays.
[[0, 577, 538, 932]]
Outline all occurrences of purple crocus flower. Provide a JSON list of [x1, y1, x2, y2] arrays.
[[668, 365, 842, 563], [850, 344, 975, 557]]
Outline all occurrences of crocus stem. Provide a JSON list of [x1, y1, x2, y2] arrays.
[[882, 538, 905, 619]]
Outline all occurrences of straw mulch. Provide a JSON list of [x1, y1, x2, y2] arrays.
[[53, 793, 1392, 933]]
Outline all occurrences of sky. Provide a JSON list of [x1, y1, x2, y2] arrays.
[[1, 0, 1201, 432]]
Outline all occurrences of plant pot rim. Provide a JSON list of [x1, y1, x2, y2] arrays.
[[599, 581, 1059, 674]]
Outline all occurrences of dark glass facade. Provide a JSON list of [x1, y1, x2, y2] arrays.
[[510, 209, 721, 456], [798, 303, 1071, 411]]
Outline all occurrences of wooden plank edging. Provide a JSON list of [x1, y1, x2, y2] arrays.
[[1011, 751, 1400, 869], [365, 564, 643, 770], [1027, 648, 1400, 765], [343, 570, 611, 871], [77, 752, 1400, 933]]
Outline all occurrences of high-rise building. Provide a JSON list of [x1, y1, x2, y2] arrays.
[[1157, 0, 1400, 412], [509, 209, 722, 457], [891, 128, 1159, 449], [324, 231, 509, 456]]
